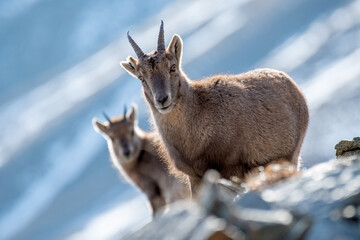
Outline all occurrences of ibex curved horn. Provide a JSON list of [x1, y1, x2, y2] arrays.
[[127, 31, 145, 59], [102, 111, 112, 125], [157, 20, 165, 52]]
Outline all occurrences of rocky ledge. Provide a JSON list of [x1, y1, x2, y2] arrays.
[[123, 138, 360, 240]]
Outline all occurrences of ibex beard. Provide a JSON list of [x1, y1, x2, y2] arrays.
[[120, 21, 309, 194]]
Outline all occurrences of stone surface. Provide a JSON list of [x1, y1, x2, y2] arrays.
[[121, 201, 243, 240], [123, 156, 360, 240], [335, 137, 360, 157], [255, 156, 360, 240]]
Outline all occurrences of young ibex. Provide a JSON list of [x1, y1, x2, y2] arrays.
[[92, 106, 191, 215], [120, 21, 309, 193]]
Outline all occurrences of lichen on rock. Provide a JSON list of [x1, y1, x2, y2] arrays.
[[335, 137, 360, 157]]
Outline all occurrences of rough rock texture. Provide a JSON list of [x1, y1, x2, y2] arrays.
[[335, 137, 360, 157], [124, 156, 360, 240]]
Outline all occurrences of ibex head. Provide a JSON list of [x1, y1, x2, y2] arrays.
[[92, 105, 141, 163], [121, 21, 183, 114]]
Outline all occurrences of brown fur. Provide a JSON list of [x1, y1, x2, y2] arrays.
[[243, 159, 298, 191], [121, 23, 309, 194], [92, 106, 191, 215]]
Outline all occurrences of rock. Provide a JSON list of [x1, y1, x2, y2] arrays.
[[258, 156, 360, 240], [199, 170, 311, 240], [335, 137, 360, 157], [123, 156, 360, 240], [121, 200, 243, 240]]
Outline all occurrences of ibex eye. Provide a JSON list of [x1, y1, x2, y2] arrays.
[[138, 76, 145, 81], [170, 64, 176, 72]]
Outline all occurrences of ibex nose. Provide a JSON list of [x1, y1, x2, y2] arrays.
[[123, 148, 130, 157], [156, 95, 168, 106]]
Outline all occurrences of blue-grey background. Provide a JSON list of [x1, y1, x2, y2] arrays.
[[1, 0, 360, 239]]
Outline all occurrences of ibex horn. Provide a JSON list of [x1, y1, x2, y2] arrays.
[[122, 106, 127, 122], [127, 31, 145, 59], [157, 20, 165, 52], [102, 111, 112, 125]]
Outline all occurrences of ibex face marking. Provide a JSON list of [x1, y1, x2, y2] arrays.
[[121, 21, 183, 114], [139, 52, 179, 113], [92, 106, 141, 163]]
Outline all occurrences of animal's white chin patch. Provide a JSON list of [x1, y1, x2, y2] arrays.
[[120, 151, 135, 163], [157, 103, 173, 114], [122, 157, 133, 163]]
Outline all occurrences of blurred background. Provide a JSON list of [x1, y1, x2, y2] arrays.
[[0, 0, 359, 239]]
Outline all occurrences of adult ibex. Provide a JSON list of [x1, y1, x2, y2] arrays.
[[120, 21, 309, 193], [93, 106, 190, 214]]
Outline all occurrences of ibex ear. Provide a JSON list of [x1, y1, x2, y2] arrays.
[[128, 104, 137, 123], [92, 118, 109, 136], [167, 34, 183, 65], [120, 56, 138, 77]]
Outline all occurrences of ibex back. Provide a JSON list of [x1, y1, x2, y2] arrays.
[[120, 21, 309, 193], [93, 106, 191, 214]]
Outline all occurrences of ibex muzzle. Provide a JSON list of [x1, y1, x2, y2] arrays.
[[121, 21, 182, 114], [152, 71, 172, 110]]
